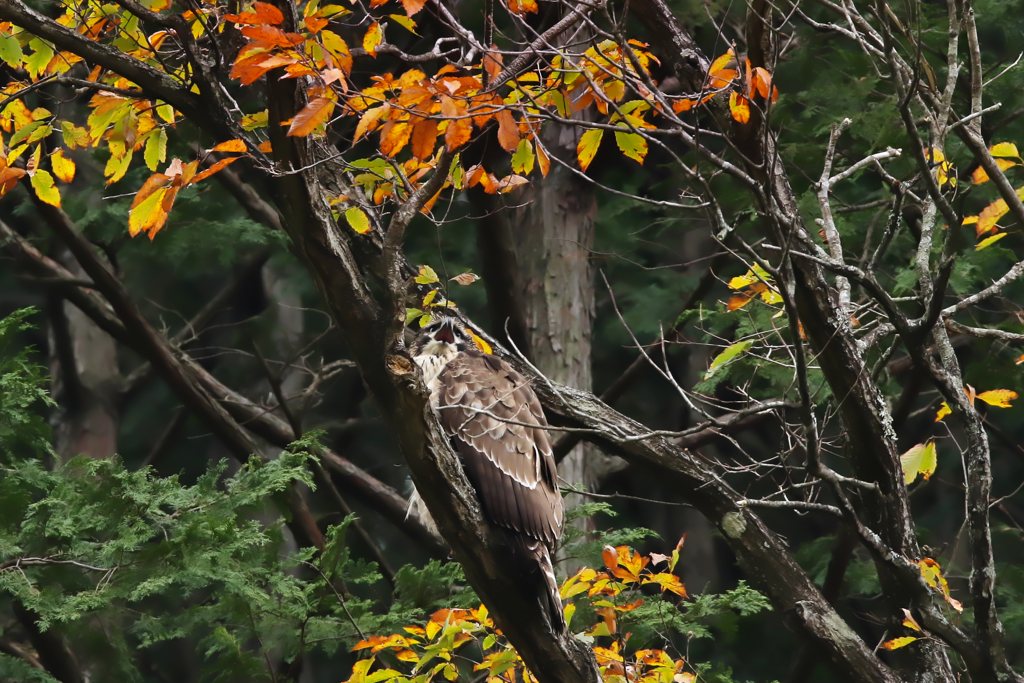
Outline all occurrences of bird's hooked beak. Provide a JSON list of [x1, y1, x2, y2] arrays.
[[435, 322, 456, 345]]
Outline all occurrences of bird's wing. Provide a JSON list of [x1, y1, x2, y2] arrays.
[[435, 352, 563, 545]]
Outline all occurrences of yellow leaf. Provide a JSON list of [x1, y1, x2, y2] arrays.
[[976, 232, 1007, 251], [929, 147, 945, 163], [212, 138, 248, 153], [362, 22, 382, 57], [345, 206, 371, 233], [535, 143, 550, 177], [900, 442, 937, 485], [468, 329, 492, 354], [128, 186, 167, 237], [415, 265, 439, 284], [990, 142, 1020, 158], [882, 637, 918, 651], [354, 106, 384, 141], [388, 14, 418, 34], [729, 92, 750, 124], [576, 129, 603, 172], [615, 130, 647, 164], [976, 389, 1017, 408], [511, 138, 534, 175], [935, 401, 951, 422], [30, 169, 60, 208], [51, 149, 76, 183], [901, 608, 922, 632]]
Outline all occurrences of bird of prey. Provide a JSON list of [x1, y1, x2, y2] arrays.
[[410, 316, 565, 630]]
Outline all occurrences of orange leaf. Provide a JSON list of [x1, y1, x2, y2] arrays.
[[400, 0, 428, 15], [751, 66, 772, 99], [287, 97, 336, 137], [212, 139, 247, 153], [495, 109, 519, 152], [254, 1, 284, 24], [363, 22, 383, 57], [189, 156, 242, 186], [380, 120, 412, 157], [442, 96, 472, 151], [131, 173, 170, 211], [258, 140, 273, 153], [602, 545, 618, 569], [354, 105, 386, 142], [304, 16, 328, 32], [536, 143, 550, 177], [483, 48, 503, 84], [672, 98, 696, 113], [411, 118, 439, 160], [729, 92, 750, 123]]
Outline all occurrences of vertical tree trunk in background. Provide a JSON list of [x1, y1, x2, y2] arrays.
[[514, 126, 622, 559], [48, 251, 120, 461]]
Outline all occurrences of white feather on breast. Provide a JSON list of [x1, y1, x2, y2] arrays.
[[413, 343, 459, 407]]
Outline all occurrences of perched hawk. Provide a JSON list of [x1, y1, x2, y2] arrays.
[[411, 317, 565, 630]]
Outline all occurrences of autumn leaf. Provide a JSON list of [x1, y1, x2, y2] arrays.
[[602, 545, 619, 569], [729, 92, 750, 123], [129, 187, 168, 237], [450, 272, 479, 285], [189, 156, 242, 185], [615, 130, 647, 164], [345, 206, 371, 234], [935, 401, 951, 422], [380, 120, 412, 157], [51, 149, 76, 183], [990, 142, 1020, 158], [468, 329, 492, 354], [30, 170, 60, 208], [287, 97, 336, 137], [496, 109, 520, 152], [900, 442, 937, 485], [882, 637, 918, 651], [400, 0, 428, 15], [410, 119, 439, 160], [641, 572, 688, 597], [902, 608, 922, 632], [441, 96, 472, 151], [971, 158, 1016, 184], [415, 265, 439, 284], [212, 139, 247, 153], [577, 129, 603, 172], [976, 389, 1017, 408], [976, 232, 1007, 251], [388, 14, 418, 34], [363, 22, 383, 57], [704, 341, 752, 379], [536, 143, 551, 177], [512, 139, 535, 175]]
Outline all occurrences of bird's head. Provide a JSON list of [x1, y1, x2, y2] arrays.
[[411, 317, 475, 358]]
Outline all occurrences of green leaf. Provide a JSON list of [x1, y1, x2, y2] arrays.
[[900, 442, 937, 485], [406, 308, 423, 325], [512, 139, 535, 175], [0, 34, 24, 69], [614, 130, 647, 164], [23, 38, 53, 78], [30, 170, 61, 208], [345, 206, 371, 234], [415, 265, 439, 284], [241, 110, 269, 131], [576, 129, 603, 172], [704, 340, 752, 379], [144, 128, 167, 172], [10, 120, 44, 148]]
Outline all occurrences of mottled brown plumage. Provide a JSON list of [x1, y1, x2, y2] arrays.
[[411, 318, 565, 630]]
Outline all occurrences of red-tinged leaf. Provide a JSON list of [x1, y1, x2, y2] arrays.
[[380, 120, 412, 157], [211, 139, 247, 153], [304, 16, 328, 32], [751, 66, 772, 99], [672, 98, 696, 113], [189, 156, 242, 186], [258, 140, 273, 153], [536, 143, 550, 177], [30, 170, 60, 208], [363, 22, 382, 57], [239, 25, 303, 47], [51, 149, 76, 183], [602, 545, 618, 569], [420, 187, 443, 214], [1016, 353, 1024, 365], [576, 128, 603, 172], [882, 637, 918, 651], [727, 293, 754, 311], [729, 92, 750, 123], [369, 0, 389, 8], [411, 118, 439, 160], [345, 206, 371, 233], [129, 187, 167, 237], [0, 166, 27, 187], [400, 0, 428, 15], [287, 97, 336, 137], [254, 1, 285, 24], [506, 0, 538, 15], [496, 109, 519, 152]]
